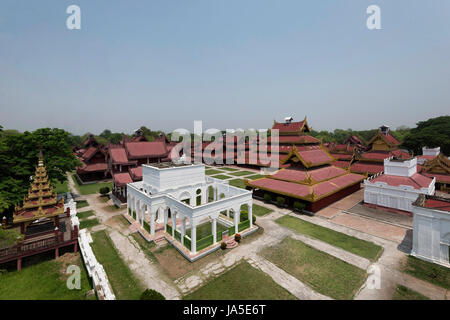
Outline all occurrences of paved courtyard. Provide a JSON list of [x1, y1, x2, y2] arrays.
[[69, 171, 449, 300]]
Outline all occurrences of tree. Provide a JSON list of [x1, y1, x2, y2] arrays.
[[0, 128, 80, 216], [140, 289, 165, 300], [402, 116, 450, 155]]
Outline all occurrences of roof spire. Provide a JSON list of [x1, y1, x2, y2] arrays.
[[38, 144, 44, 167]]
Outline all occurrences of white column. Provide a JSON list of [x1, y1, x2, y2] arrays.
[[212, 218, 217, 243], [140, 205, 145, 226], [234, 208, 240, 233], [181, 217, 186, 245], [248, 204, 253, 228], [226, 209, 230, 218], [191, 219, 197, 253], [150, 209, 156, 236], [164, 208, 168, 232], [171, 212, 176, 237]]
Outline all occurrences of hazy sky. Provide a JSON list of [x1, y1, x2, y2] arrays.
[[0, 1, 449, 135]]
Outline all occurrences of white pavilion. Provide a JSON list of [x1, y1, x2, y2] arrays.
[[126, 162, 255, 259]]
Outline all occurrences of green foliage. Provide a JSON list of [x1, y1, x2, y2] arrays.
[[293, 201, 306, 211], [239, 210, 256, 224], [140, 289, 166, 300], [99, 129, 124, 144], [220, 241, 227, 250], [99, 187, 110, 195], [238, 220, 250, 232], [183, 235, 191, 249], [0, 128, 80, 215], [138, 126, 166, 142], [234, 233, 241, 242], [402, 116, 450, 155], [276, 196, 285, 206], [0, 228, 24, 248], [263, 193, 272, 202]]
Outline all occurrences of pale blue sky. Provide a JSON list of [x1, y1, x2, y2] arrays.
[[0, 1, 449, 135]]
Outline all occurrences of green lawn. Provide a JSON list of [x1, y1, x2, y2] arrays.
[[205, 169, 223, 175], [229, 178, 246, 189], [186, 221, 228, 239], [246, 174, 265, 180], [392, 285, 429, 300], [229, 170, 255, 177], [220, 167, 240, 172], [240, 203, 273, 217], [183, 261, 297, 300], [52, 179, 69, 195], [210, 174, 231, 180], [79, 218, 100, 230], [77, 210, 95, 219], [262, 237, 367, 300], [403, 256, 450, 290], [72, 174, 112, 195], [91, 230, 144, 300], [276, 216, 383, 261], [76, 200, 89, 209], [0, 254, 94, 300]]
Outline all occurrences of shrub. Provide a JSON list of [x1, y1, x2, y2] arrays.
[[263, 193, 272, 203], [234, 233, 241, 242], [220, 241, 227, 250], [239, 210, 256, 224], [276, 196, 285, 207], [293, 201, 306, 211], [140, 289, 166, 300], [99, 187, 110, 195]]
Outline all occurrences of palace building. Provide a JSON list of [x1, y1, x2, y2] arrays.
[[364, 157, 435, 214], [0, 150, 78, 270], [75, 134, 110, 182], [325, 135, 368, 170], [244, 145, 365, 212], [126, 161, 256, 261], [420, 152, 450, 192], [350, 125, 411, 175], [411, 194, 450, 267], [108, 134, 171, 204]]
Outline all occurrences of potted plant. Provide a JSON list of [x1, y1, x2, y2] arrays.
[[234, 233, 241, 242], [220, 241, 227, 250]]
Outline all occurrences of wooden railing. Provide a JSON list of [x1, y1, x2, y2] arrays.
[[0, 231, 69, 262]]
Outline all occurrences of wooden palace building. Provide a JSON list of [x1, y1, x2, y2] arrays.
[[350, 125, 411, 176], [244, 118, 366, 212], [0, 151, 78, 270]]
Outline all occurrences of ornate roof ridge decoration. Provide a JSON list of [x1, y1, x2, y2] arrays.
[[273, 115, 311, 134], [422, 153, 450, 173], [367, 129, 400, 149]]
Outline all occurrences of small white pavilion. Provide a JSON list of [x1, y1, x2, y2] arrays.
[[126, 162, 255, 258]]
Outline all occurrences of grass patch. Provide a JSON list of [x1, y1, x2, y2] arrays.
[[77, 210, 95, 220], [262, 237, 366, 300], [210, 174, 231, 180], [52, 179, 69, 195], [186, 221, 228, 239], [253, 204, 273, 217], [0, 253, 94, 300], [228, 178, 245, 189], [102, 204, 122, 213], [229, 170, 255, 177], [403, 256, 450, 290], [79, 218, 100, 230], [183, 261, 297, 300], [99, 195, 109, 203], [76, 200, 89, 209], [72, 174, 112, 195], [246, 174, 264, 180], [91, 230, 143, 299], [392, 285, 429, 300], [205, 169, 223, 175], [276, 216, 382, 261], [220, 167, 239, 172], [131, 233, 157, 264]]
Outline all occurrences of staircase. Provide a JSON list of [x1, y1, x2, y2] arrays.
[[223, 235, 238, 249]]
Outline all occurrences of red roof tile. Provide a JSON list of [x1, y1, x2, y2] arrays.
[[110, 147, 134, 165], [82, 147, 99, 161], [272, 121, 305, 132], [368, 173, 433, 190], [269, 135, 319, 144], [77, 163, 108, 173], [424, 199, 450, 212], [351, 162, 384, 174], [126, 141, 168, 159], [422, 172, 450, 183], [332, 160, 351, 168], [297, 149, 333, 166], [129, 166, 142, 180], [113, 172, 133, 187]]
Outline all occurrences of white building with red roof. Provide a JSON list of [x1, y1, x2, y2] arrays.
[[364, 157, 435, 214], [411, 194, 450, 267], [417, 146, 440, 165]]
